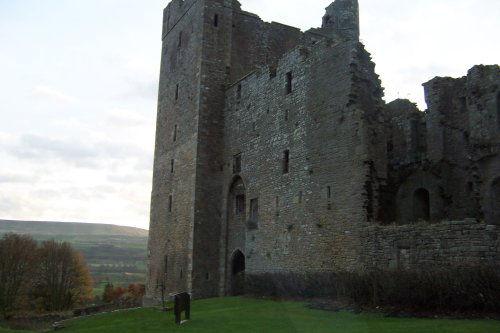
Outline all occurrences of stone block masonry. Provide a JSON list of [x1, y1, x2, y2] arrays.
[[146, 0, 499, 301]]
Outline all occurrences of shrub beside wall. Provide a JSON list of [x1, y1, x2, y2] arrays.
[[246, 266, 500, 313]]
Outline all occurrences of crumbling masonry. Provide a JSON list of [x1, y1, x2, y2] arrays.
[[146, 0, 500, 299]]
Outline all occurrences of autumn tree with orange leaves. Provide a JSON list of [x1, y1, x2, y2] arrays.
[[33, 240, 93, 311]]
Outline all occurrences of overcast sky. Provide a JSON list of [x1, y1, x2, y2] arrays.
[[0, 0, 498, 230]]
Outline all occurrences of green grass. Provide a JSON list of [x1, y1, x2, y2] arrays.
[[0, 328, 34, 333], [53, 297, 500, 333]]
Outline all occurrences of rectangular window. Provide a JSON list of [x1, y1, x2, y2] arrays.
[[213, 14, 219, 27], [175, 84, 179, 100], [168, 195, 172, 213], [170, 159, 174, 173], [250, 198, 259, 224], [235, 195, 245, 214], [173, 124, 177, 142], [327, 186, 331, 199], [178, 31, 182, 48], [282, 150, 290, 174], [286, 71, 292, 94], [233, 153, 241, 173]]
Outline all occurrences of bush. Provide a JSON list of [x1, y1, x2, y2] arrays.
[[102, 283, 145, 308], [245, 266, 500, 313]]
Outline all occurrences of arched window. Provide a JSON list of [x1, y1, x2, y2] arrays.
[[413, 188, 430, 221]]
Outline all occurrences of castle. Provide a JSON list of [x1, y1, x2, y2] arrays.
[[146, 0, 499, 300]]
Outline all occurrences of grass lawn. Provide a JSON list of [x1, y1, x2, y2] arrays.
[[1, 297, 499, 332], [47, 297, 500, 333]]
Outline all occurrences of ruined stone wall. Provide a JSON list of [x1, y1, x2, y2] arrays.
[[361, 220, 499, 269], [230, 10, 303, 82], [221, 38, 376, 286]]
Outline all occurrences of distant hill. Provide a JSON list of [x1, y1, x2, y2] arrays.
[[0, 219, 148, 237], [0, 219, 148, 294]]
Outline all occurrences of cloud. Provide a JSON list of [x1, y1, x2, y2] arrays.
[[33, 85, 74, 103], [0, 131, 14, 145], [0, 173, 39, 184], [11, 134, 96, 162], [106, 108, 153, 127]]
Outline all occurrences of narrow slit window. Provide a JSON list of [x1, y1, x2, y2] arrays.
[[173, 124, 177, 142], [285, 109, 289, 121], [286, 71, 293, 94], [298, 191, 303, 204], [213, 14, 219, 27], [237, 83, 242, 100], [178, 31, 182, 48], [250, 198, 259, 224], [168, 195, 173, 213], [497, 91, 500, 130], [275, 196, 280, 216], [235, 195, 245, 214], [164, 256, 168, 276], [327, 186, 331, 199], [282, 150, 290, 174], [175, 84, 179, 100], [233, 153, 241, 173], [170, 159, 174, 173]]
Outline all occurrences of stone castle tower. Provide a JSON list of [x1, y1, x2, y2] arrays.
[[146, 0, 499, 300]]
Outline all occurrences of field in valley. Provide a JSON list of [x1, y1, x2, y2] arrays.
[[0, 220, 148, 296]]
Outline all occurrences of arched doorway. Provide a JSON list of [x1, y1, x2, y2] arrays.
[[413, 188, 430, 221], [230, 250, 245, 295]]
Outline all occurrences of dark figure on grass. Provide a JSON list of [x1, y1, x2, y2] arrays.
[[174, 292, 190, 324]]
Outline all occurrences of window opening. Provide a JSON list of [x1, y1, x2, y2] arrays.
[[237, 83, 242, 100], [249, 198, 259, 225], [178, 31, 182, 48], [175, 84, 179, 100], [497, 91, 500, 130], [164, 256, 168, 276], [282, 150, 290, 174], [233, 153, 241, 173], [170, 159, 174, 173], [168, 195, 173, 213], [173, 124, 177, 142], [213, 14, 219, 27], [235, 195, 245, 214], [298, 191, 303, 204], [413, 188, 430, 221], [286, 71, 293, 94]]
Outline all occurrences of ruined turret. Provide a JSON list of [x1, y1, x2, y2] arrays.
[[322, 0, 359, 41]]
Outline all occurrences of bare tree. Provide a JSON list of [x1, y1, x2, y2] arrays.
[[0, 234, 38, 318]]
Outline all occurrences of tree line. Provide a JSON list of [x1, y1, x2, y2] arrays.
[[0, 234, 93, 319]]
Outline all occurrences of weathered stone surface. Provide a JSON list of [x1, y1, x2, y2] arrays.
[[146, 0, 500, 300]]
